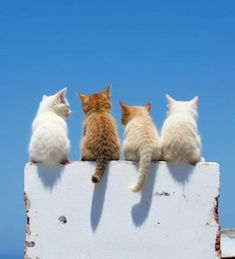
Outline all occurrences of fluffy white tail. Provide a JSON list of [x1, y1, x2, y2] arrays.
[[129, 145, 153, 192]]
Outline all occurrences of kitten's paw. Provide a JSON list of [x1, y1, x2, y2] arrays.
[[200, 157, 206, 162], [81, 157, 96, 161], [189, 161, 198, 166], [30, 160, 39, 165], [60, 159, 69, 165], [112, 157, 120, 161]]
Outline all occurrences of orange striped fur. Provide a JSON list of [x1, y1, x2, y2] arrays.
[[77, 85, 120, 183]]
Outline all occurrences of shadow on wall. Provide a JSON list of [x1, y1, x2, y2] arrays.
[[90, 163, 110, 232], [131, 164, 159, 227], [36, 164, 65, 190], [166, 163, 194, 187], [131, 163, 194, 227]]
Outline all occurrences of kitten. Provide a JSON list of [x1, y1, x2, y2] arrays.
[[120, 102, 161, 192], [77, 85, 120, 183], [161, 94, 201, 165], [29, 88, 71, 165]]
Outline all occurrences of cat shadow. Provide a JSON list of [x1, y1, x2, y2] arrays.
[[131, 163, 159, 227], [36, 164, 65, 190], [166, 163, 194, 187], [90, 163, 109, 233]]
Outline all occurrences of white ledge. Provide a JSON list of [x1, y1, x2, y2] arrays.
[[24, 161, 220, 259], [221, 229, 235, 258]]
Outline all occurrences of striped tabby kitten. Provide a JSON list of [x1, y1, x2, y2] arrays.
[[77, 85, 120, 183], [120, 102, 161, 192]]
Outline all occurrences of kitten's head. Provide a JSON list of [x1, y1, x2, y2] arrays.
[[38, 88, 72, 118], [120, 101, 151, 126], [76, 84, 111, 115], [166, 94, 198, 118]]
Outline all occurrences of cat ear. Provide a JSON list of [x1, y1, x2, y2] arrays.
[[76, 92, 87, 102], [119, 101, 128, 113], [55, 88, 67, 103], [42, 95, 48, 100], [166, 94, 176, 105], [190, 96, 198, 109], [103, 84, 111, 96], [145, 103, 151, 112]]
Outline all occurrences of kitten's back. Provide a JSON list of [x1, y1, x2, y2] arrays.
[[121, 103, 161, 192], [161, 95, 201, 164], [78, 85, 120, 183], [29, 89, 71, 165]]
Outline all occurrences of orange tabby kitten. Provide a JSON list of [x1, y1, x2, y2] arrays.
[[77, 85, 120, 183]]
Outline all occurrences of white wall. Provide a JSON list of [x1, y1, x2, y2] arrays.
[[221, 229, 235, 258], [24, 161, 220, 259]]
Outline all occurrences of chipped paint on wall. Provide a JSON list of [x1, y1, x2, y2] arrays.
[[24, 161, 220, 259]]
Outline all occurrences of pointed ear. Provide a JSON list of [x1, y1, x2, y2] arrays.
[[145, 103, 151, 112], [119, 101, 128, 113], [42, 95, 48, 100], [103, 84, 111, 96], [190, 96, 198, 109], [57, 87, 67, 96], [76, 92, 87, 102], [55, 88, 67, 102], [166, 94, 176, 105]]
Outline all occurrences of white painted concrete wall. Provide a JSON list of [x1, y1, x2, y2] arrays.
[[24, 161, 220, 259], [221, 229, 235, 258]]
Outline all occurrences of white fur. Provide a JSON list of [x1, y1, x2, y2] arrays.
[[161, 95, 201, 164], [123, 108, 161, 192], [29, 88, 71, 165]]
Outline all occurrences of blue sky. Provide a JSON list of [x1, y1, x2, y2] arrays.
[[0, 0, 234, 257]]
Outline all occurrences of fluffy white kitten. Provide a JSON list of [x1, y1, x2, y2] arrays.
[[161, 94, 201, 165], [120, 102, 161, 192], [29, 88, 71, 165]]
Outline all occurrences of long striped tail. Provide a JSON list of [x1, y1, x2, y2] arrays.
[[92, 155, 107, 183], [129, 145, 153, 192]]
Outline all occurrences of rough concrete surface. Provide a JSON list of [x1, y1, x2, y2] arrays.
[[24, 161, 220, 259]]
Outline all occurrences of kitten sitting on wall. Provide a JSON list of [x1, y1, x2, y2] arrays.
[[120, 102, 161, 192], [77, 85, 120, 183], [161, 95, 201, 165], [29, 88, 71, 165]]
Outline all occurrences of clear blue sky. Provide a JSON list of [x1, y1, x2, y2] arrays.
[[0, 0, 234, 258]]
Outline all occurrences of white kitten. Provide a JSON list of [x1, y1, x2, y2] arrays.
[[161, 94, 201, 165], [29, 88, 71, 165], [120, 102, 161, 192]]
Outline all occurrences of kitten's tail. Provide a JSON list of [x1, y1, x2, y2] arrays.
[[129, 144, 153, 192], [92, 155, 107, 183]]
